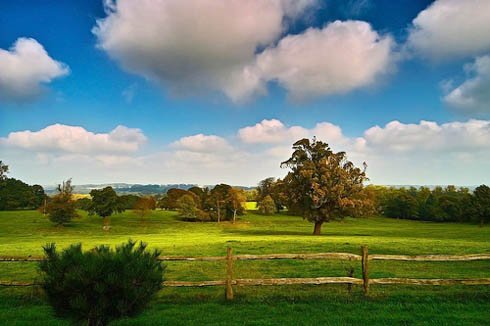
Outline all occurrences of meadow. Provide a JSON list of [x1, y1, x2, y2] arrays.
[[1, 209, 489, 325]]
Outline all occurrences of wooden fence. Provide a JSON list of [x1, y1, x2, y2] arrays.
[[1, 246, 490, 300]]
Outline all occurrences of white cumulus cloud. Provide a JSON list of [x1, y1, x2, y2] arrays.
[[93, 1, 395, 102], [231, 20, 395, 101], [362, 119, 490, 153], [0, 38, 69, 101], [171, 134, 232, 153], [238, 119, 347, 146], [93, 0, 316, 100], [444, 55, 490, 112], [2, 124, 146, 155], [407, 0, 490, 60]]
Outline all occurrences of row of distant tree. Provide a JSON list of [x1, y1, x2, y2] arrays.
[[76, 184, 247, 223], [0, 161, 47, 210], [252, 177, 490, 226], [369, 185, 490, 225]]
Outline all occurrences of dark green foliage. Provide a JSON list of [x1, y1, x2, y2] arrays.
[[384, 190, 419, 219], [177, 194, 199, 219], [207, 184, 245, 221], [188, 186, 208, 207], [257, 177, 287, 211], [39, 240, 164, 326], [162, 188, 197, 210], [31, 184, 47, 208], [46, 180, 77, 225], [118, 194, 142, 210], [258, 195, 276, 215], [473, 185, 490, 226], [257, 177, 276, 200], [89, 186, 124, 218], [163, 186, 243, 222], [373, 185, 482, 223], [75, 197, 92, 211], [0, 178, 47, 210]]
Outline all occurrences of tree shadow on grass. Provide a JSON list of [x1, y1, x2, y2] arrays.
[[222, 229, 373, 237]]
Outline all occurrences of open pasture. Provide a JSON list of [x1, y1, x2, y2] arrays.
[[1, 210, 489, 325]]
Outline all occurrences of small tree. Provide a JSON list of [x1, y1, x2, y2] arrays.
[[208, 184, 232, 222], [133, 197, 155, 221], [258, 195, 276, 215], [281, 138, 371, 235], [228, 188, 246, 223], [46, 179, 77, 226], [473, 184, 490, 227], [39, 240, 164, 326], [89, 186, 124, 230], [177, 194, 198, 219]]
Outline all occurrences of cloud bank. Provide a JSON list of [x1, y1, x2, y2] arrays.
[[0, 38, 69, 102], [230, 20, 394, 101], [94, 0, 394, 102], [3, 118, 490, 186], [2, 124, 146, 155]]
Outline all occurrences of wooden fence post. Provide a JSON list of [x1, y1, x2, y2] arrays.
[[347, 265, 354, 294], [361, 246, 369, 295], [225, 247, 234, 300]]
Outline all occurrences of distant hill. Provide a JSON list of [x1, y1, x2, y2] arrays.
[[384, 185, 478, 191], [44, 183, 255, 195], [43, 183, 477, 195]]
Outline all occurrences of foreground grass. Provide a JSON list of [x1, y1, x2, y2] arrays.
[[0, 210, 489, 324]]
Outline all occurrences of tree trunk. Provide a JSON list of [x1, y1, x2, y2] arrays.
[[313, 221, 323, 235], [102, 216, 111, 231], [217, 201, 221, 223], [233, 209, 237, 224]]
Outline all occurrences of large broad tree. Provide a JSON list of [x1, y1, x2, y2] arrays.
[[89, 186, 124, 229], [281, 138, 372, 235]]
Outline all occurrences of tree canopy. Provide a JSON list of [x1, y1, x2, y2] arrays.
[[473, 185, 490, 227], [46, 179, 77, 226], [89, 187, 125, 226], [281, 138, 372, 235]]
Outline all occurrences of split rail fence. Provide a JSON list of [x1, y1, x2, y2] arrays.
[[1, 246, 490, 300]]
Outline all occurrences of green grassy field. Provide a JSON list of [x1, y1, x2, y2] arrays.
[[1, 210, 489, 325]]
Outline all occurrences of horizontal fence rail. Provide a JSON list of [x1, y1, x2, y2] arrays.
[[4, 253, 490, 263], [1, 247, 490, 299], [369, 254, 490, 261]]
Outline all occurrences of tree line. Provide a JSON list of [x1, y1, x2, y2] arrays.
[[45, 181, 247, 227], [0, 161, 47, 210], [368, 185, 490, 226], [252, 179, 490, 226]]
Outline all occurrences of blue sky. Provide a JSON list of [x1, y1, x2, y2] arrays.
[[1, 0, 490, 186]]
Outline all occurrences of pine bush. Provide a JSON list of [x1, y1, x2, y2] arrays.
[[39, 240, 164, 325]]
